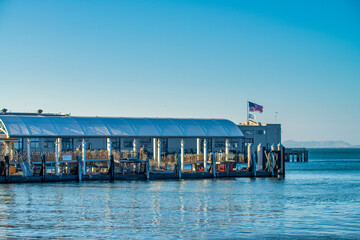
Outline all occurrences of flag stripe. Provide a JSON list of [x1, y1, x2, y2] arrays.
[[249, 101, 263, 113]]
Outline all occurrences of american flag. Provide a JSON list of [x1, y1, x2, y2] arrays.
[[249, 101, 263, 113]]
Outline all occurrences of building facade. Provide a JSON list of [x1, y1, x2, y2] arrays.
[[237, 120, 281, 150], [4, 136, 243, 155], [0, 112, 281, 155]]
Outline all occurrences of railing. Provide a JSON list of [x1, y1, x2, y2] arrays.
[[0, 151, 251, 177]]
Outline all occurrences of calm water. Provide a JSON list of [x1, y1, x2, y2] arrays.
[[0, 149, 359, 239]]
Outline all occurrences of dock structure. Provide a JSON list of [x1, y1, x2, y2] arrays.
[[284, 148, 308, 162], [0, 115, 286, 183]]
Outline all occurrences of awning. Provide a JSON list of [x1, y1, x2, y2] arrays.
[[0, 115, 243, 138]]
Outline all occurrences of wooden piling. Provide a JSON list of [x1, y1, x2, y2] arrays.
[[41, 154, 46, 182], [175, 154, 181, 180], [4, 155, 9, 183], [77, 154, 82, 182], [109, 155, 115, 181], [146, 157, 150, 180], [257, 144, 264, 171], [252, 153, 256, 177], [304, 150, 308, 162], [211, 153, 216, 178], [279, 145, 285, 177]]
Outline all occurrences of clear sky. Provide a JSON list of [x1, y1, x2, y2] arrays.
[[0, 0, 359, 144]]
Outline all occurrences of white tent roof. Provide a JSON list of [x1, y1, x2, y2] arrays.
[[0, 115, 243, 138]]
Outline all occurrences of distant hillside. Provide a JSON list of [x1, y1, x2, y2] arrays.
[[283, 140, 360, 148]]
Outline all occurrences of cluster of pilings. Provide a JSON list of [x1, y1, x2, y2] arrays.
[[284, 148, 308, 162], [0, 144, 286, 183]]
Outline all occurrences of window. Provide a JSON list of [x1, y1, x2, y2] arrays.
[[62, 138, 73, 151], [44, 139, 55, 148], [14, 138, 23, 152], [215, 138, 225, 148], [31, 138, 40, 148], [257, 130, 266, 135], [140, 138, 151, 149], [111, 138, 121, 151], [161, 138, 168, 153], [124, 139, 133, 148]]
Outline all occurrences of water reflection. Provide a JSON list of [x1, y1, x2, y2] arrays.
[[0, 185, 15, 239], [0, 161, 359, 239]]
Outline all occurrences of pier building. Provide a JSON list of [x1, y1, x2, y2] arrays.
[[0, 112, 285, 183], [0, 113, 282, 155]]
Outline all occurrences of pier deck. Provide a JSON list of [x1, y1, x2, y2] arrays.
[[0, 170, 274, 183], [285, 148, 308, 162]]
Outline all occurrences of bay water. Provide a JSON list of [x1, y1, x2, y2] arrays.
[[0, 148, 359, 239]]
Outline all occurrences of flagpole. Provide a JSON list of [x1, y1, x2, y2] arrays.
[[247, 100, 249, 122]]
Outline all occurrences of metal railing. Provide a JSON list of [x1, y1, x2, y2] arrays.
[[0, 150, 252, 177]]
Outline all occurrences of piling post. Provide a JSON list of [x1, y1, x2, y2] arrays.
[[272, 153, 277, 176], [298, 151, 302, 162], [302, 152, 305, 162], [153, 138, 157, 162], [27, 138, 31, 166], [203, 139, 207, 171], [211, 153, 216, 178], [253, 152, 257, 177], [55, 138, 61, 175], [304, 150, 308, 162], [225, 139, 230, 161], [257, 144, 264, 171], [278, 143, 285, 177], [301, 152, 304, 162], [145, 157, 150, 180], [77, 154, 82, 182], [82, 138, 86, 175], [132, 138, 137, 156], [109, 154, 115, 181], [4, 155, 9, 183], [41, 154, 46, 182], [271, 144, 276, 151], [177, 154, 181, 180], [157, 139, 161, 168], [247, 143, 253, 173], [180, 139, 184, 173]]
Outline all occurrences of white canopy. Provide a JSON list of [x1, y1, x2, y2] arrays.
[[0, 115, 243, 138]]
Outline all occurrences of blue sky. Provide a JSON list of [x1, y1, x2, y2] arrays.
[[0, 0, 359, 144]]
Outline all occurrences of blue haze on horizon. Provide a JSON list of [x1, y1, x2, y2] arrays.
[[0, 0, 359, 144]]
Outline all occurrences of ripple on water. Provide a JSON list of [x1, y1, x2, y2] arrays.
[[0, 158, 359, 239]]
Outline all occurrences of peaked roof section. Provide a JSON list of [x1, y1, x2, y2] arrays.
[[0, 115, 243, 138]]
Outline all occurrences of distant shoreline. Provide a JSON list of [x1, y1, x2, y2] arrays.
[[283, 140, 360, 149]]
